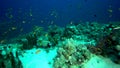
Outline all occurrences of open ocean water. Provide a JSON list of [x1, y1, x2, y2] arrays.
[[0, 0, 120, 68], [0, 0, 120, 40]]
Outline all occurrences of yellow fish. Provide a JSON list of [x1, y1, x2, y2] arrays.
[[108, 9, 113, 13], [11, 27, 17, 30]]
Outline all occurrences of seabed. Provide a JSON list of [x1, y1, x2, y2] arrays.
[[0, 22, 120, 68]]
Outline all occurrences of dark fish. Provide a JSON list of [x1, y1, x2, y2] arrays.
[[84, 0, 88, 2], [93, 14, 97, 17]]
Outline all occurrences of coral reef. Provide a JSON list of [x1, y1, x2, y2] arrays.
[[53, 38, 94, 68], [37, 35, 51, 48], [87, 24, 120, 64], [0, 22, 120, 68]]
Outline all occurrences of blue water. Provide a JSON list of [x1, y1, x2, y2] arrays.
[[0, 0, 120, 40]]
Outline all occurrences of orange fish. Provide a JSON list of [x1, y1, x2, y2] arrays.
[[35, 49, 41, 54]]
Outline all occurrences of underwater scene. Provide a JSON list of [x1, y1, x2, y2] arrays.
[[0, 0, 120, 68]]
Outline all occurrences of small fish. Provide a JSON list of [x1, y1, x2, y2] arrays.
[[35, 49, 41, 54], [30, 13, 33, 17], [108, 9, 113, 13], [114, 27, 120, 30], [50, 21, 54, 25], [9, 14, 13, 19], [118, 8, 120, 11], [41, 20, 44, 23], [22, 21, 26, 23], [109, 14, 112, 17], [70, 21, 74, 24], [11, 27, 17, 30], [29, 9, 33, 17], [45, 33, 48, 37], [84, 0, 88, 2], [93, 14, 97, 17], [20, 28, 23, 32], [0, 40, 6, 44]]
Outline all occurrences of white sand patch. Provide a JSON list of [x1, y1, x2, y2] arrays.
[[19, 48, 57, 68], [83, 55, 120, 68]]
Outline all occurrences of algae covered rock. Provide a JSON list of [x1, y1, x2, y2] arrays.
[[53, 38, 92, 68], [37, 36, 51, 48], [0, 44, 23, 68]]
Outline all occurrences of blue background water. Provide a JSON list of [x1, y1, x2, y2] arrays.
[[0, 0, 120, 41]]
